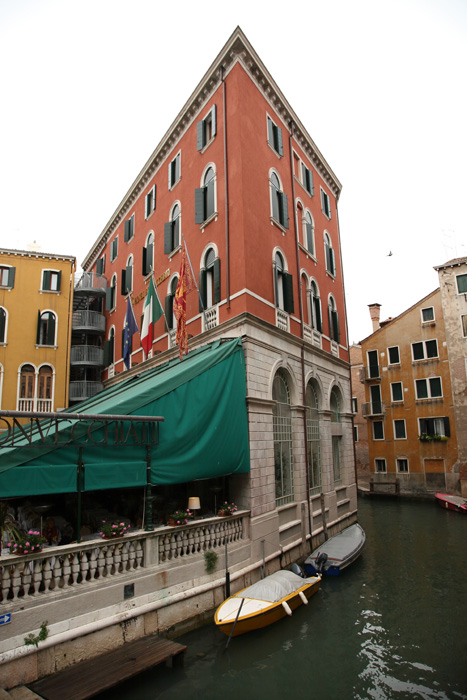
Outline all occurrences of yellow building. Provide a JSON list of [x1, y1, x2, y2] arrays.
[[0, 248, 75, 420]]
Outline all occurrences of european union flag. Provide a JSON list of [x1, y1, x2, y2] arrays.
[[123, 297, 139, 370]]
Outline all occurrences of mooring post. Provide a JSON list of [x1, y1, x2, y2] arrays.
[[225, 539, 230, 598]]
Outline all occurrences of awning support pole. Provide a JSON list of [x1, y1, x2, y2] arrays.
[[145, 445, 154, 531], [77, 447, 84, 543]]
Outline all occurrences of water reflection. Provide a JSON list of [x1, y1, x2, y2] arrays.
[[97, 498, 467, 700]]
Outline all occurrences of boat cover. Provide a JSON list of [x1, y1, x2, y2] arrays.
[[238, 570, 310, 603], [307, 523, 365, 566]]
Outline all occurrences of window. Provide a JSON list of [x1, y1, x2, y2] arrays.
[[367, 349, 380, 379], [106, 274, 117, 311], [352, 397, 358, 413], [273, 369, 294, 505], [415, 377, 442, 399], [330, 386, 341, 423], [373, 421, 384, 440], [394, 419, 407, 439], [110, 236, 118, 262], [462, 314, 467, 338], [412, 339, 438, 360], [419, 416, 450, 438], [328, 296, 340, 342], [354, 425, 359, 442], [270, 171, 289, 229], [41, 270, 61, 292], [306, 382, 321, 493], [96, 254, 106, 275], [274, 252, 294, 313], [0, 308, 6, 343], [164, 203, 181, 254], [391, 382, 403, 402], [142, 233, 154, 277], [456, 273, 467, 294], [397, 459, 409, 473], [303, 211, 315, 255], [124, 214, 134, 242], [103, 327, 115, 366], [0, 266, 15, 288], [199, 248, 220, 310], [195, 166, 216, 224], [324, 232, 336, 276], [332, 435, 342, 484], [375, 459, 387, 473], [421, 306, 434, 322], [18, 364, 35, 411], [370, 384, 383, 414], [267, 115, 283, 156], [145, 185, 156, 219], [197, 105, 216, 150], [321, 188, 331, 218], [165, 276, 179, 330], [37, 366, 53, 412], [36, 311, 56, 346], [301, 163, 314, 196], [168, 152, 181, 189], [121, 256, 133, 296], [388, 346, 400, 364], [310, 281, 322, 332]]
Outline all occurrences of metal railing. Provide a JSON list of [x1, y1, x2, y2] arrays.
[[72, 310, 106, 333], [74, 272, 107, 292], [69, 381, 104, 401], [362, 401, 386, 417], [70, 346, 105, 366]]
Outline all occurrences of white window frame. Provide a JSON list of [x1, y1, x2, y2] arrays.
[[415, 376, 443, 400], [397, 458, 409, 473], [387, 345, 400, 365], [0, 306, 8, 344], [197, 104, 217, 151], [455, 273, 467, 295], [375, 458, 387, 473], [41, 269, 61, 293], [372, 420, 384, 441], [421, 306, 435, 323], [0, 265, 14, 288], [266, 114, 283, 157], [168, 151, 181, 189], [394, 419, 407, 440], [412, 339, 439, 361], [390, 381, 404, 403], [37, 310, 57, 347]]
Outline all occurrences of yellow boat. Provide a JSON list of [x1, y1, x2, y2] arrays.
[[214, 569, 321, 637]]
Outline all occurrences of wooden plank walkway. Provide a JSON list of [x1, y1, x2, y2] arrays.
[[27, 636, 187, 700]]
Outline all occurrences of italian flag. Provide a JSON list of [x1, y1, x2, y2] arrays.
[[141, 277, 164, 357]]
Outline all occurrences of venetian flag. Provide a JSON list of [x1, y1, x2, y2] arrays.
[[123, 297, 139, 370], [141, 277, 164, 358], [174, 244, 196, 360]]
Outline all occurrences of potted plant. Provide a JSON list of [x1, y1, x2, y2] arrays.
[[0, 502, 21, 551], [99, 521, 129, 539], [167, 509, 192, 526], [218, 502, 238, 517], [419, 434, 432, 442], [7, 530, 46, 555]]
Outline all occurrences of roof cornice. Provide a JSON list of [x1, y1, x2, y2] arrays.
[[0, 248, 76, 263], [83, 27, 342, 270]]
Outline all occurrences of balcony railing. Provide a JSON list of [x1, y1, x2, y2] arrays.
[[70, 346, 105, 366], [72, 310, 106, 333], [203, 306, 219, 331], [276, 308, 289, 332], [360, 366, 381, 381], [0, 513, 248, 605], [362, 401, 386, 417], [18, 399, 53, 412], [74, 272, 107, 293], [69, 380, 104, 401]]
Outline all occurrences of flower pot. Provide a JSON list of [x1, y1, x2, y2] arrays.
[[218, 510, 228, 517], [13, 547, 42, 555]]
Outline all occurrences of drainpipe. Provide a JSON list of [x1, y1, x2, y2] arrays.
[[221, 66, 231, 309], [288, 121, 313, 546]]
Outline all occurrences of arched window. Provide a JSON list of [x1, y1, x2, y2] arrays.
[[165, 276, 179, 330], [274, 252, 294, 313], [106, 273, 117, 311], [328, 295, 340, 342], [270, 171, 289, 229], [36, 311, 56, 346], [164, 204, 181, 254], [324, 232, 336, 276], [330, 386, 341, 423], [142, 232, 154, 276], [199, 247, 220, 311], [195, 166, 216, 224], [37, 365, 53, 412], [310, 281, 322, 332], [330, 386, 343, 484], [121, 255, 133, 295], [306, 382, 321, 493], [0, 307, 7, 343], [18, 364, 35, 411], [273, 369, 294, 505], [304, 211, 314, 255]]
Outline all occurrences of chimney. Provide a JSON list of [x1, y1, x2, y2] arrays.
[[368, 304, 381, 332]]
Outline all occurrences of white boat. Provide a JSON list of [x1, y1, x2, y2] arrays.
[[304, 523, 366, 576], [214, 569, 321, 637]]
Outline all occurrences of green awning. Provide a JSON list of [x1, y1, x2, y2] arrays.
[[0, 339, 250, 497]]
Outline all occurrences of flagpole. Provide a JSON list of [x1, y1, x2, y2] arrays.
[[182, 233, 208, 329]]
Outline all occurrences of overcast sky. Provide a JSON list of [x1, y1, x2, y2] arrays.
[[1, 0, 466, 343]]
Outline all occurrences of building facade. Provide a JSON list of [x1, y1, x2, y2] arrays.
[[361, 291, 460, 496], [0, 248, 75, 421], [350, 343, 369, 481]]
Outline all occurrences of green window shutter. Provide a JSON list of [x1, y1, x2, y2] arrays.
[[283, 272, 294, 314], [47, 314, 55, 346], [330, 247, 336, 275], [103, 340, 111, 366], [105, 287, 113, 311], [456, 274, 467, 293], [43, 270, 51, 290], [444, 417, 450, 437], [126, 265, 132, 293], [8, 267, 15, 288], [142, 247, 148, 276], [276, 126, 284, 156], [0, 308, 5, 342], [124, 219, 130, 242], [306, 222, 313, 252], [332, 310, 340, 343], [419, 418, 427, 435], [56, 270, 62, 291], [164, 222, 173, 254], [314, 298, 322, 332], [199, 268, 207, 312], [213, 258, 221, 304], [96, 258, 103, 275], [195, 187, 206, 224], [197, 120, 205, 151], [120, 269, 127, 296], [206, 179, 215, 218], [165, 295, 174, 330], [267, 117, 274, 147], [279, 192, 289, 229]]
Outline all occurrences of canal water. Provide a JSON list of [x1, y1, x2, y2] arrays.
[[98, 497, 467, 700]]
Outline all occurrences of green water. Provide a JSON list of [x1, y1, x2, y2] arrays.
[[98, 497, 467, 700]]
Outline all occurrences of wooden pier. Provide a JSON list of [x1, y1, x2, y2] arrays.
[[27, 636, 187, 700]]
